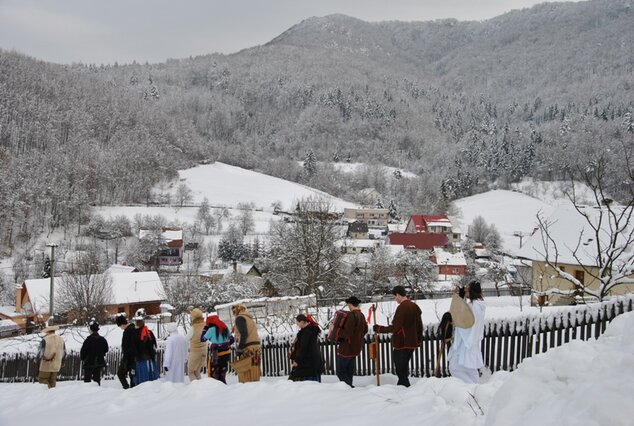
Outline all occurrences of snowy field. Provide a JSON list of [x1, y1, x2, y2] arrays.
[[2, 310, 633, 426]]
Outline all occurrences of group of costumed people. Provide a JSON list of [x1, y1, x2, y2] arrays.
[[36, 281, 486, 388], [162, 303, 260, 384]]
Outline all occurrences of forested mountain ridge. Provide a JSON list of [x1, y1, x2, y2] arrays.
[[0, 0, 632, 256]]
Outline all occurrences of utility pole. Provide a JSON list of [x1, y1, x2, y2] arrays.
[[46, 243, 58, 325]]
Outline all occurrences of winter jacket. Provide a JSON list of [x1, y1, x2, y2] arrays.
[[203, 327, 234, 357], [234, 310, 260, 351], [133, 326, 157, 361], [337, 309, 368, 358], [38, 334, 66, 373], [188, 313, 206, 353], [292, 324, 324, 377], [121, 323, 136, 362], [80, 333, 109, 369], [376, 299, 423, 350]]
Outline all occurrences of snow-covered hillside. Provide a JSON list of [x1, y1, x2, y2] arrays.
[[452, 189, 554, 254], [172, 162, 356, 211]]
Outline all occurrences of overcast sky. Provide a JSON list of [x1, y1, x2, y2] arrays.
[[0, 0, 577, 65]]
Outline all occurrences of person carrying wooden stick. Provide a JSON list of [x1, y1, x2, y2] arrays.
[[373, 286, 423, 387]]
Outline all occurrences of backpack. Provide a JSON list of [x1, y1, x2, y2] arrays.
[[326, 310, 348, 343]]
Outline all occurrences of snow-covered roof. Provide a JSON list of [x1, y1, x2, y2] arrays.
[[387, 223, 406, 233], [337, 239, 382, 248], [208, 263, 257, 277], [139, 228, 183, 242], [516, 203, 634, 267], [434, 248, 467, 266], [0, 319, 20, 332], [23, 271, 165, 314], [0, 306, 25, 318], [105, 264, 137, 274], [215, 294, 316, 310]]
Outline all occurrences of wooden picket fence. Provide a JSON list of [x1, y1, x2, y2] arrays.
[[1, 296, 632, 382]]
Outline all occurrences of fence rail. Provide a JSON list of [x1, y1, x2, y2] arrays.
[[1, 296, 632, 383]]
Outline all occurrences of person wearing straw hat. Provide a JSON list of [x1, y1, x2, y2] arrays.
[[448, 280, 486, 383], [37, 325, 66, 388], [335, 296, 368, 387]]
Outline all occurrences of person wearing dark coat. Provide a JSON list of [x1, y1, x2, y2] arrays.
[[373, 285, 423, 387], [80, 322, 109, 385], [290, 314, 324, 382], [132, 318, 159, 385], [116, 315, 136, 389], [336, 296, 368, 387]]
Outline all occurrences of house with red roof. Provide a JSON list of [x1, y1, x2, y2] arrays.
[[388, 232, 450, 254], [405, 215, 461, 246]]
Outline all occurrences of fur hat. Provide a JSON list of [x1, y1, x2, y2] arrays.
[[115, 315, 128, 326], [190, 308, 203, 320], [89, 322, 100, 332], [42, 325, 59, 334], [391, 285, 407, 297], [344, 296, 362, 306], [231, 304, 246, 315]]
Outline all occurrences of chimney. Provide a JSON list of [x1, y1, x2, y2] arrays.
[[232, 259, 238, 273], [15, 285, 22, 314]]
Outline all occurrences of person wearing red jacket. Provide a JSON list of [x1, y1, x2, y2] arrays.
[[374, 286, 423, 387]]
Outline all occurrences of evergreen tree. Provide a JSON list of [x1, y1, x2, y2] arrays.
[[303, 150, 317, 177], [388, 199, 400, 221]]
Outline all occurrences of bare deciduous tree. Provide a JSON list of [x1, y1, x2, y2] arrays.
[[57, 250, 113, 323], [535, 147, 634, 301]]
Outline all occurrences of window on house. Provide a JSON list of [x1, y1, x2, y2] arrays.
[[559, 266, 565, 272], [453, 234, 459, 240], [575, 270, 585, 284]]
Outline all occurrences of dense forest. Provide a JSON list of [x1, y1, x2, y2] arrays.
[[0, 0, 632, 256]]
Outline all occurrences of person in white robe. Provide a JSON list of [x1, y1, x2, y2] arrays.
[[448, 281, 486, 383], [163, 322, 188, 383]]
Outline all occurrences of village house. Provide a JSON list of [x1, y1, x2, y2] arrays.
[[139, 227, 184, 267], [347, 221, 369, 239], [0, 271, 165, 332], [388, 232, 450, 255], [344, 207, 389, 227], [516, 203, 634, 305], [207, 261, 279, 297], [405, 215, 462, 246], [432, 247, 467, 280], [337, 238, 382, 255]]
